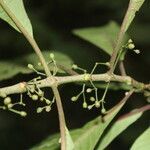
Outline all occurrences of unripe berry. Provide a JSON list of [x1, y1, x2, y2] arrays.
[[46, 100, 51, 105], [4, 97, 11, 105], [45, 106, 51, 112], [101, 108, 106, 114], [37, 107, 42, 113], [38, 62, 42, 66], [20, 111, 27, 117], [95, 101, 100, 108], [50, 53, 55, 59], [128, 43, 135, 50], [27, 64, 34, 69], [88, 105, 93, 110], [83, 102, 87, 108], [71, 96, 77, 101], [90, 97, 95, 102], [128, 39, 133, 43], [72, 64, 78, 69], [0, 92, 7, 98], [32, 94, 38, 101], [86, 88, 92, 93]]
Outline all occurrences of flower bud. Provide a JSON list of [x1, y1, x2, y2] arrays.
[[20, 111, 27, 117], [95, 101, 100, 108], [83, 102, 87, 108], [128, 43, 135, 50], [27, 64, 34, 69], [32, 94, 38, 101], [45, 106, 51, 112], [37, 107, 43, 113], [4, 97, 11, 105]]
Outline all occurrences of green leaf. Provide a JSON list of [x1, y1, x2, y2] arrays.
[[31, 127, 74, 150], [73, 21, 128, 60], [31, 92, 132, 150], [0, 51, 73, 81], [124, 0, 145, 32], [31, 133, 60, 150], [131, 127, 150, 150], [97, 109, 143, 150], [0, 0, 33, 37], [73, 94, 130, 150], [65, 127, 74, 150]]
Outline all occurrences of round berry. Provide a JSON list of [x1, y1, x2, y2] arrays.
[[50, 53, 55, 59], [46, 100, 51, 105], [128, 43, 135, 50], [72, 64, 78, 69], [86, 88, 92, 93], [27, 64, 34, 69], [90, 97, 95, 102], [83, 102, 87, 108], [32, 94, 38, 101], [37, 107, 43, 113], [95, 101, 100, 108], [101, 108, 106, 114], [4, 97, 11, 105], [45, 106, 51, 112], [20, 111, 27, 117], [71, 96, 77, 101]]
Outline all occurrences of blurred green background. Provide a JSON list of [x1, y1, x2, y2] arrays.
[[0, 0, 149, 149]]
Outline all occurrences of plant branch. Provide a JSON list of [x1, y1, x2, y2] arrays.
[[0, 1, 67, 149], [119, 61, 127, 76], [108, 0, 144, 74], [0, 73, 149, 96]]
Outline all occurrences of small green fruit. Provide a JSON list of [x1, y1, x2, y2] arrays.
[[95, 101, 100, 108], [27, 64, 34, 69], [4, 97, 11, 105], [32, 94, 38, 101], [37, 107, 43, 113], [20, 111, 27, 117], [128, 43, 135, 50], [71, 96, 77, 101], [83, 102, 87, 108], [45, 106, 51, 112]]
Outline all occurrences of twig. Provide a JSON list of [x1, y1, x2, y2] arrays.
[[109, 0, 142, 74], [119, 61, 127, 76], [0, 73, 149, 96]]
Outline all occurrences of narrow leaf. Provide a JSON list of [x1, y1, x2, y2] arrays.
[[131, 127, 150, 150], [0, 0, 33, 37], [124, 0, 145, 32], [65, 127, 74, 150], [73, 91, 133, 150], [97, 109, 143, 150], [73, 21, 128, 59]]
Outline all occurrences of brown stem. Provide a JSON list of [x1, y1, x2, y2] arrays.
[[52, 86, 66, 150], [109, 0, 132, 74], [119, 61, 127, 76]]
